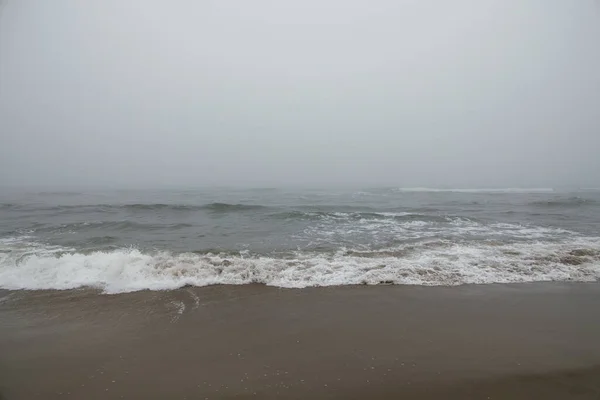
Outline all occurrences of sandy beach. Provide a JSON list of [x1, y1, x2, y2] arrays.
[[1, 283, 600, 399], [3, 0, 600, 398]]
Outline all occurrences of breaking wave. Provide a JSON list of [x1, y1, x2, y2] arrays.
[[530, 197, 598, 207], [1, 238, 598, 294], [201, 202, 269, 212], [6, 202, 272, 213], [395, 188, 554, 193]]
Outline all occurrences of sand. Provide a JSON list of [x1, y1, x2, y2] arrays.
[[1, 283, 599, 399]]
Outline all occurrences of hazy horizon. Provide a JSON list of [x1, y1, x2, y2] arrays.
[[1, 0, 599, 189], [0, 182, 597, 193]]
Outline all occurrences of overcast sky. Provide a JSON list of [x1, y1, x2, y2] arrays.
[[0, 0, 599, 188]]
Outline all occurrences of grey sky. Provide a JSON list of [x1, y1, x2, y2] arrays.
[[1, 0, 599, 188]]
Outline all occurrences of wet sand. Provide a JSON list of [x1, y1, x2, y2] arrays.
[[1, 283, 600, 399]]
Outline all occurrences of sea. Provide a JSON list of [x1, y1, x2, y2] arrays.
[[1, 187, 599, 293]]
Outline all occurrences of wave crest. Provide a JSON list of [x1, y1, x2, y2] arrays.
[[530, 197, 598, 207], [395, 188, 554, 193], [201, 203, 268, 212], [1, 239, 598, 293]]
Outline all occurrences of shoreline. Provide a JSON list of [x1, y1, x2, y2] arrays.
[[1, 282, 600, 399]]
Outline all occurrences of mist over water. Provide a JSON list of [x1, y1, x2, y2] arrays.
[[1, 1, 600, 188]]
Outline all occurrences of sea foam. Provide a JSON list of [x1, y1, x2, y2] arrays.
[[395, 188, 555, 193], [1, 237, 598, 294]]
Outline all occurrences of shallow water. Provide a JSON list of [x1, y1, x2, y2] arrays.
[[1, 187, 599, 292]]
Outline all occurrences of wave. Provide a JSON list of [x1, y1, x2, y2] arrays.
[[35, 191, 83, 196], [299, 216, 573, 246], [122, 203, 202, 211], [123, 203, 267, 212], [270, 210, 419, 221], [15, 214, 570, 242], [530, 197, 598, 207], [396, 188, 554, 193], [201, 202, 268, 212], [90, 202, 270, 212], [26, 221, 195, 234], [3, 202, 271, 214], [1, 238, 598, 293], [1, 202, 444, 220]]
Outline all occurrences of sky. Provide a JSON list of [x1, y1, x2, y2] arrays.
[[0, 0, 599, 188]]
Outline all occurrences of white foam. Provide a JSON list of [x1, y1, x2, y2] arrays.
[[376, 212, 414, 217], [0, 237, 598, 294], [395, 188, 554, 193], [0, 236, 35, 245], [300, 218, 573, 248], [168, 300, 185, 323]]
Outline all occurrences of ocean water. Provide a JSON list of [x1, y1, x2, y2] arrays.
[[0, 187, 599, 293]]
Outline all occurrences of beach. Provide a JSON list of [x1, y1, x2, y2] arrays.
[[3, 0, 600, 396], [2, 282, 599, 399]]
